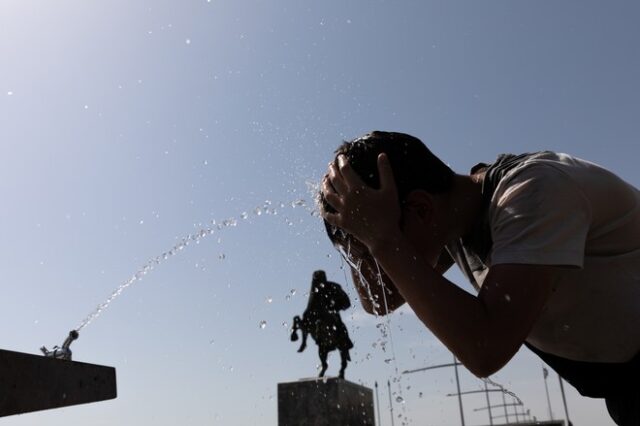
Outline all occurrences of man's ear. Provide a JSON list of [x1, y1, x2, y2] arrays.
[[404, 190, 435, 223]]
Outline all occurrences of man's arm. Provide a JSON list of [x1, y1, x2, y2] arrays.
[[370, 234, 555, 377]]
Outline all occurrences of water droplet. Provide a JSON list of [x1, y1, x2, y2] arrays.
[[384, 358, 393, 364], [218, 253, 226, 260], [419, 392, 423, 398], [241, 212, 249, 219], [259, 320, 267, 329], [266, 297, 273, 304], [396, 396, 405, 404], [139, 220, 144, 225], [84, 105, 89, 109], [185, 38, 191, 45], [285, 294, 291, 301], [290, 289, 296, 296], [281, 321, 288, 328], [7, 91, 13, 96], [203, 160, 208, 166]]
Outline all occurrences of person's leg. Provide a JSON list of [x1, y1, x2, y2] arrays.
[[318, 347, 328, 377], [338, 350, 348, 379], [605, 391, 640, 426]]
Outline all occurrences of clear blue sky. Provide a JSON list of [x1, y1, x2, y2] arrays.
[[1, 1, 638, 425]]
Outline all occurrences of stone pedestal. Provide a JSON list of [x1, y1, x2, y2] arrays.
[[0, 349, 116, 417], [278, 377, 375, 426]]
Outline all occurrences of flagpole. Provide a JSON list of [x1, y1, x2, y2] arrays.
[[387, 380, 395, 426], [375, 381, 381, 426], [452, 355, 466, 426], [483, 381, 493, 426], [500, 386, 509, 424], [558, 374, 572, 426], [542, 365, 553, 420]]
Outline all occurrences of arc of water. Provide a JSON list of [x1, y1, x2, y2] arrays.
[[76, 199, 309, 332]]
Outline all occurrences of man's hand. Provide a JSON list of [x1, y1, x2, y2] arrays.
[[322, 153, 402, 253]]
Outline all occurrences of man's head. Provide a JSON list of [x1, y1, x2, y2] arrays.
[[312, 270, 327, 284], [320, 131, 455, 249]]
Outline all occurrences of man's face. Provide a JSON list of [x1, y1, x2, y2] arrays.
[[399, 194, 448, 267], [332, 233, 369, 262]]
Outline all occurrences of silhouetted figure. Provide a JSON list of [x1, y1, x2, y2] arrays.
[[290, 270, 353, 379]]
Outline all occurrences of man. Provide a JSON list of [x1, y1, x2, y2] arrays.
[[290, 270, 354, 378], [320, 131, 640, 425]]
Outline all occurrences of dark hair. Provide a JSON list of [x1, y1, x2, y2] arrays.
[[320, 131, 454, 247]]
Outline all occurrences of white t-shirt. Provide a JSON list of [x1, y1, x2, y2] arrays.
[[486, 152, 640, 363]]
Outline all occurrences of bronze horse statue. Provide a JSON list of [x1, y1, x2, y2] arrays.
[[290, 270, 353, 379]]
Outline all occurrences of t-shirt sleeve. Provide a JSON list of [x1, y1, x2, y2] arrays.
[[489, 163, 592, 268]]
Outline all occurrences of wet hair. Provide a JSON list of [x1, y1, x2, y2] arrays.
[[320, 131, 454, 247]]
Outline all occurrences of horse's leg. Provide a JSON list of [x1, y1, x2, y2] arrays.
[[298, 328, 308, 352], [318, 347, 328, 377], [339, 349, 348, 379]]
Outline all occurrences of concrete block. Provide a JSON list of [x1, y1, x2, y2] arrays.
[[0, 349, 117, 417], [278, 377, 374, 426]]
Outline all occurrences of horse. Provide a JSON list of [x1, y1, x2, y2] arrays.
[[290, 270, 353, 379]]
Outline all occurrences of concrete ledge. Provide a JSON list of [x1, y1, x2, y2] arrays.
[[0, 349, 117, 417], [278, 377, 374, 426]]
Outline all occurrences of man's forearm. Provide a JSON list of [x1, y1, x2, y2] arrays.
[[369, 234, 509, 377]]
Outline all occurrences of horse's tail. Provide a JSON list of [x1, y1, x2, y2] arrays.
[[290, 315, 301, 341]]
